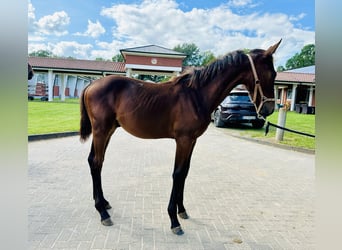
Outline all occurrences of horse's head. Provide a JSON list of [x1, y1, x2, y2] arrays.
[[244, 40, 281, 118], [28, 63, 34, 80]]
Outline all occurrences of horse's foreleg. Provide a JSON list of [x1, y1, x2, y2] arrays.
[[88, 132, 114, 226], [176, 139, 196, 219], [168, 137, 196, 235]]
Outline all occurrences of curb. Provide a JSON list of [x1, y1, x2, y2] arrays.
[[28, 131, 79, 142], [229, 133, 315, 155]]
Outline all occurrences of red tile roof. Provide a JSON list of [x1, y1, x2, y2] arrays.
[[28, 57, 125, 74], [276, 71, 315, 84]]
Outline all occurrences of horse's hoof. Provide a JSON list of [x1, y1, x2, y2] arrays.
[[101, 218, 113, 226], [178, 211, 189, 219], [171, 226, 184, 235], [105, 204, 112, 210]]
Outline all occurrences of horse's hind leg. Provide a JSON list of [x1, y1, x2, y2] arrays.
[[88, 128, 115, 226]]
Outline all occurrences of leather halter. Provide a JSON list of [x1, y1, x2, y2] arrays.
[[246, 54, 275, 119]]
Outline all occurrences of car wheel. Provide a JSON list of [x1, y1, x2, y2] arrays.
[[214, 110, 225, 127], [252, 119, 265, 129]]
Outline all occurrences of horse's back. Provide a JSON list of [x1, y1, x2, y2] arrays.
[[87, 75, 130, 96]]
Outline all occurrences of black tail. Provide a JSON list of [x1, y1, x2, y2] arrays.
[[80, 84, 92, 142]]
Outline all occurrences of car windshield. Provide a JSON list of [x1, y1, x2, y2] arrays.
[[222, 93, 251, 104]]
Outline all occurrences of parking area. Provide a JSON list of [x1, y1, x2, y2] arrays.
[[28, 124, 314, 249]]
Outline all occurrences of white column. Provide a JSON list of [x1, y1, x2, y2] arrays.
[[61, 74, 67, 101], [76, 79, 84, 97], [290, 84, 297, 111], [126, 68, 132, 77], [308, 86, 314, 106], [69, 76, 77, 97], [48, 70, 53, 101]]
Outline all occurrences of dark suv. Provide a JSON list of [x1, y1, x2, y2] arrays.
[[211, 89, 265, 128]]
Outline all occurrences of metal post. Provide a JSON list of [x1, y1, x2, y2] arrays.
[[276, 108, 287, 141], [274, 86, 279, 110]]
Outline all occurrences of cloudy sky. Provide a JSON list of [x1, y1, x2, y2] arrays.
[[28, 0, 315, 67]]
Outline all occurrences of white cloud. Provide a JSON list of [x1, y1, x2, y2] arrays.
[[28, 35, 46, 43], [35, 11, 70, 36], [51, 41, 93, 58], [228, 0, 253, 7], [290, 13, 306, 22], [74, 20, 106, 38], [89, 39, 145, 60], [28, 2, 65, 44], [28, 41, 93, 58]]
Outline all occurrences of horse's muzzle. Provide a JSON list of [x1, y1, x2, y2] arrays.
[[259, 101, 275, 117]]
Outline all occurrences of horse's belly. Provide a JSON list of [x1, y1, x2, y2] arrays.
[[118, 117, 173, 139]]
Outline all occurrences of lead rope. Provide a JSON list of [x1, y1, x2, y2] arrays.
[[265, 121, 315, 137]]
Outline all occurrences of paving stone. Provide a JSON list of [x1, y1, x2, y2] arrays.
[[28, 124, 314, 249]]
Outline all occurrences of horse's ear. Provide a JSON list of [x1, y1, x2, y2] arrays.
[[265, 39, 282, 56]]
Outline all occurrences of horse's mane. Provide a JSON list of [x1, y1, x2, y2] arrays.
[[171, 71, 193, 86], [173, 50, 247, 89]]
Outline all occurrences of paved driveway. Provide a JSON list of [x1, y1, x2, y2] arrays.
[[28, 124, 314, 249]]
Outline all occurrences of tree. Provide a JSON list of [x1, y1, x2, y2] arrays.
[[201, 51, 216, 66], [28, 50, 77, 59], [277, 65, 286, 72], [95, 57, 111, 61], [112, 53, 124, 62], [278, 44, 315, 71], [173, 43, 202, 66], [29, 50, 56, 57], [173, 43, 217, 66]]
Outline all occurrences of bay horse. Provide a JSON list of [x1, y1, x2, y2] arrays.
[[80, 40, 281, 235]]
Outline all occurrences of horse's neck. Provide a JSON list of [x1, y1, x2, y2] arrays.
[[200, 68, 244, 113]]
